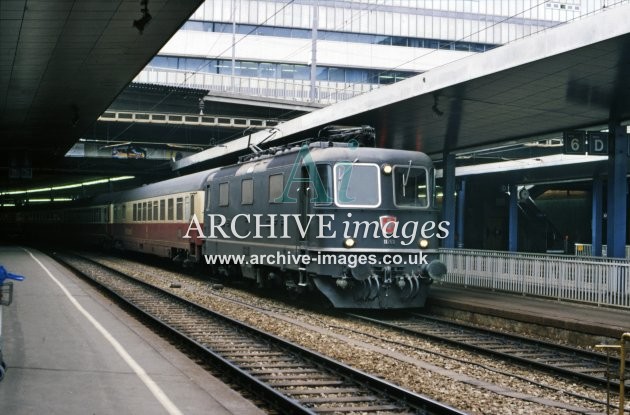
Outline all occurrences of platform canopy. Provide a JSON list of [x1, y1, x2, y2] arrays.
[[0, 0, 203, 181], [175, 4, 630, 170]]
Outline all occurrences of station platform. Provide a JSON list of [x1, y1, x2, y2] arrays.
[[0, 246, 264, 415], [427, 284, 630, 346]]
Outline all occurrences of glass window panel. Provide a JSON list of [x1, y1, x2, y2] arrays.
[[168, 198, 174, 220], [241, 179, 254, 205], [455, 43, 471, 51], [315, 67, 328, 81], [345, 69, 368, 83], [259, 62, 277, 78], [328, 67, 345, 82], [176, 197, 183, 220], [291, 28, 311, 39], [378, 72, 396, 85], [257, 26, 274, 36], [217, 60, 232, 75], [393, 166, 428, 208], [214, 23, 230, 33], [273, 27, 291, 37], [376, 36, 392, 45], [294, 64, 310, 80], [334, 163, 380, 207], [182, 21, 204, 31], [219, 183, 229, 206], [239, 61, 258, 77], [391, 36, 408, 46], [279, 64, 295, 79], [269, 174, 284, 203]]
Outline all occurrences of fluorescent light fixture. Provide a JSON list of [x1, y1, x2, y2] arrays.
[[28, 198, 51, 203], [435, 154, 608, 178], [81, 179, 110, 186], [27, 187, 52, 194], [109, 176, 135, 182], [0, 176, 134, 199], [51, 183, 82, 191]]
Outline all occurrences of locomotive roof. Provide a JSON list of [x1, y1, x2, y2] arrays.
[[228, 142, 433, 176], [91, 143, 433, 203]]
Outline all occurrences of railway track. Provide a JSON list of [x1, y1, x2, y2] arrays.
[[55, 253, 465, 415], [349, 312, 629, 394]]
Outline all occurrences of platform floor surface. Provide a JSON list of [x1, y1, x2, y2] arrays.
[[0, 246, 264, 415], [429, 284, 630, 338]]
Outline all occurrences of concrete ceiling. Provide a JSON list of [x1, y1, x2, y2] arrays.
[[0, 0, 203, 183]]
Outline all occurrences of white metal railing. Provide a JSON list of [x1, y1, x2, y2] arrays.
[[575, 243, 630, 258], [439, 248, 630, 308], [133, 68, 378, 105]]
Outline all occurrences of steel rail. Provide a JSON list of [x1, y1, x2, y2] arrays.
[[56, 253, 466, 415], [349, 312, 629, 394]]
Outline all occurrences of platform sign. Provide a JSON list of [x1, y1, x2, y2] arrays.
[[563, 131, 586, 154], [588, 132, 609, 155]]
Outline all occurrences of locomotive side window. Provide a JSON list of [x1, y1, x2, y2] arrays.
[[143, 202, 148, 221], [241, 179, 253, 205], [176, 197, 183, 220], [314, 164, 332, 205], [159, 200, 165, 220], [168, 198, 174, 220], [393, 165, 429, 208], [148, 201, 153, 221], [269, 174, 283, 203], [333, 163, 380, 207], [153, 201, 158, 220], [219, 182, 229, 206], [122, 204, 126, 222]]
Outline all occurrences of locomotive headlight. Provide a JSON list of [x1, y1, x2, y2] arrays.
[[343, 238, 356, 248], [381, 164, 392, 175], [418, 239, 429, 249]]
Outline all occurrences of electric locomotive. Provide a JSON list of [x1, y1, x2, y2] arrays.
[[201, 126, 447, 308]]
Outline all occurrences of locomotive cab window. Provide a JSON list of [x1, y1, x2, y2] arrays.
[[393, 164, 429, 208], [333, 163, 380, 207]]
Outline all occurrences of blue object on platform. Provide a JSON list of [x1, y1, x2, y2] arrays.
[[0, 266, 24, 283]]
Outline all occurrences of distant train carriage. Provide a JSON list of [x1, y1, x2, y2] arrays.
[[98, 171, 210, 263]]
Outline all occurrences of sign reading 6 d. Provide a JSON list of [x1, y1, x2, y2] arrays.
[[563, 131, 586, 154]]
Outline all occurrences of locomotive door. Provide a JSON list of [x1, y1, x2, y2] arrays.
[[298, 166, 311, 247]]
